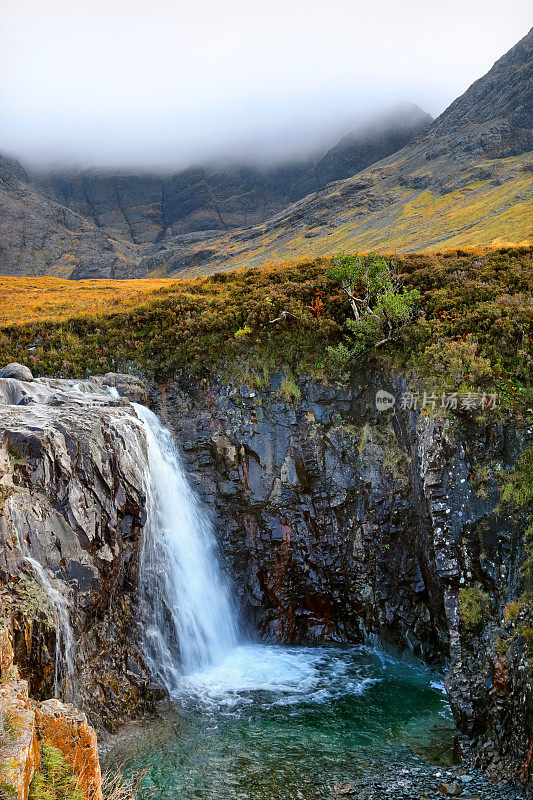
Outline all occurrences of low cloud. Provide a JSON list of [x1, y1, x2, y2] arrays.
[[1, 0, 530, 170]]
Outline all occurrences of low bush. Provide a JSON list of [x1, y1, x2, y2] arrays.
[[458, 584, 491, 631]]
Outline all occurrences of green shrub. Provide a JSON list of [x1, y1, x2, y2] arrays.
[[234, 326, 252, 339], [458, 584, 491, 631], [418, 337, 494, 390], [499, 448, 533, 510], [0, 775, 17, 800], [495, 636, 511, 656], [520, 626, 533, 650], [325, 253, 419, 370], [469, 464, 491, 499], [520, 521, 533, 587]]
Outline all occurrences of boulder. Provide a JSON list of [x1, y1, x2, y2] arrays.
[[0, 364, 33, 382], [99, 372, 149, 404], [439, 782, 463, 796], [0, 679, 39, 800]]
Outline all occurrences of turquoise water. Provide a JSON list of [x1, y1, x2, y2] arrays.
[[104, 643, 454, 799]]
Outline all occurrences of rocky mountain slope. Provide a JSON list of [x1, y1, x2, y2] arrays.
[[137, 26, 532, 276], [0, 31, 531, 280], [0, 106, 431, 278]]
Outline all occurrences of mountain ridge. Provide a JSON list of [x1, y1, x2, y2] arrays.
[[142, 26, 531, 277], [0, 28, 531, 278], [0, 105, 431, 278]]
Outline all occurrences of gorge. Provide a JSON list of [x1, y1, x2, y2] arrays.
[[0, 361, 530, 799]]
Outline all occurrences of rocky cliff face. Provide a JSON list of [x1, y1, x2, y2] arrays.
[[152, 372, 531, 790], [0, 156, 134, 279], [315, 104, 432, 185], [428, 26, 533, 158], [0, 374, 157, 731], [0, 367, 530, 790], [0, 604, 104, 800]]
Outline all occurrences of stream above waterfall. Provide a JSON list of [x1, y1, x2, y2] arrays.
[[103, 642, 456, 800]]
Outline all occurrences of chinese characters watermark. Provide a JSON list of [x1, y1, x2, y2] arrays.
[[376, 390, 499, 412]]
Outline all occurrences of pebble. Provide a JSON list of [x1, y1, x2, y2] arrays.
[[327, 750, 529, 800], [439, 782, 464, 796]]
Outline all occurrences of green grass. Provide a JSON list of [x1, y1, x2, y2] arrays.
[[277, 372, 302, 405], [499, 448, 533, 510], [29, 743, 82, 800]]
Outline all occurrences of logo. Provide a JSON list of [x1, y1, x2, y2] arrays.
[[375, 390, 396, 412]]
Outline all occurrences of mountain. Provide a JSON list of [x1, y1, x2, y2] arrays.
[[0, 27, 531, 279], [43, 105, 431, 242], [0, 154, 133, 278], [315, 104, 433, 185], [0, 106, 431, 278], [135, 27, 532, 277]]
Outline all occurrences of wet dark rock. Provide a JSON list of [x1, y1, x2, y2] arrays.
[[0, 367, 530, 793], [97, 372, 149, 404], [0, 375, 155, 730]]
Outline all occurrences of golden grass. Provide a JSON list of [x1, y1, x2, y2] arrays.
[[1, 244, 529, 328], [0, 277, 176, 326]]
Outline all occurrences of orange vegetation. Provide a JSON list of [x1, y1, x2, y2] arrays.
[[0, 277, 176, 327]]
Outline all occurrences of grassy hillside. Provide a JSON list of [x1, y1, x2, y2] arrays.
[[139, 154, 533, 278], [0, 248, 531, 413]]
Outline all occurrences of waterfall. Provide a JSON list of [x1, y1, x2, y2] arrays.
[[7, 497, 76, 702], [24, 553, 76, 702], [134, 404, 239, 692]]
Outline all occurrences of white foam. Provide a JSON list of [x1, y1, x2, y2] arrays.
[[176, 643, 379, 710]]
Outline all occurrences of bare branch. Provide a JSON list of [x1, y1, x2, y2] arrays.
[[268, 310, 296, 325]]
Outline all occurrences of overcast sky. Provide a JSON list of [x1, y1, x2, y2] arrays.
[[1, 0, 531, 170]]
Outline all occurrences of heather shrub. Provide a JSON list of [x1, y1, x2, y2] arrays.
[[417, 337, 494, 389]]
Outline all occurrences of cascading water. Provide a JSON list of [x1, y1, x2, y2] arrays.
[[134, 404, 239, 691], [24, 553, 76, 702], [7, 496, 76, 701]]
